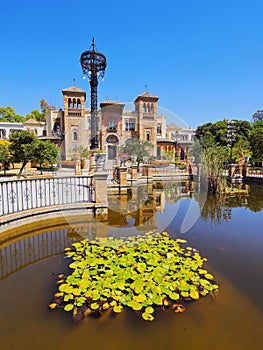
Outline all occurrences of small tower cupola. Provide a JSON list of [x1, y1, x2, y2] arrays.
[[62, 85, 86, 117]]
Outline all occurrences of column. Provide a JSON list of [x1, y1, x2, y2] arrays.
[[75, 153, 82, 176], [119, 166, 127, 194], [93, 172, 108, 218]]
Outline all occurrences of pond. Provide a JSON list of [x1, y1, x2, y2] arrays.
[[0, 181, 263, 350]]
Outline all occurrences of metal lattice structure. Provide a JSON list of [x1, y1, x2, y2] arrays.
[[80, 38, 107, 149]]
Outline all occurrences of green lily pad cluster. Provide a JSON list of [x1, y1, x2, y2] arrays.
[[49, 232, 218, 321]]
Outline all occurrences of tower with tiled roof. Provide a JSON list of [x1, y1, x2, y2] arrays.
[[134, 90, 159, 154], [62, 84, 89, 160]]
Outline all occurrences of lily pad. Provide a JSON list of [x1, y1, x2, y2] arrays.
[[49, 232, 219, 322], [64, 303, 74, 311], [142, 312, 155, 321]]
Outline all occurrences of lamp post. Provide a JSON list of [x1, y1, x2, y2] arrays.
[[52, 125, 63, 168], [227, 120, 236, 164], [80, 38, 107, 150]]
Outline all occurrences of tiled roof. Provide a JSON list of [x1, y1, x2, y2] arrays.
[[62, 85, 86, 93], [137, 91, 158, 98], [134, 91, 159, 101]]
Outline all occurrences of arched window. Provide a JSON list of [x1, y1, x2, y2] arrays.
[[147, 103, 151, 113], [73, 98, 76, 109], [68, 98, 72, 108], [77, 98, 81, 109], [146, 131, 150, 141], [73, 130, 78, 141], [143, 103, 147, 113], [151, 103, 154, 112], [157, 124, 161, 135]]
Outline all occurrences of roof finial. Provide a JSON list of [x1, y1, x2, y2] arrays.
[[73, 78, 76, 86], [145, 84, 148, 92], [91, 37, 95, 51]]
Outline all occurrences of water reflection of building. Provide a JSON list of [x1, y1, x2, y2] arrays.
[[108, 184, 157, 232], [155, 180, 194, 208]]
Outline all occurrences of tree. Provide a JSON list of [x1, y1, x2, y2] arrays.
[[39, 98, 50, 113], [232, 139, 251, 164], [235, 120, 251, 142], [0, 106, 25, 123], [32, 140, 59, 174], [26, 109, 46, 122], [249, 121, 263, 162], [196, 119, 251, 148], [210, 120, 228, 145], [0, 142, 11, 175], [120, 138, 154, 162], [196, 119, 253, 166], [8, 130, 38, 177], [72, 146, 90, 160]]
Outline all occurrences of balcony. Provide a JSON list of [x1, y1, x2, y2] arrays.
[[143, 114, 154, 120], [68, 109, 82, 117]]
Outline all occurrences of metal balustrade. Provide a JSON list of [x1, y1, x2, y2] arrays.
[[0, 176, 95, 217], [248, 168, 263, 177]]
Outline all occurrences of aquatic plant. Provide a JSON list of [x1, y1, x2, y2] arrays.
[[49, 232, 218, 322]]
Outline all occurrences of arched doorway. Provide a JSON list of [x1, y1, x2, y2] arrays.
[[106, 135, 118, 160]]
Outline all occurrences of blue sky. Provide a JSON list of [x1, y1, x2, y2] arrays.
[[1, 0, 263, 128]]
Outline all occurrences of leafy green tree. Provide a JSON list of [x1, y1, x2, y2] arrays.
[[235, 120, 251, 142], [32, 140, 59, 174], [198, 134, 218, 149], [210, 120, 228, 145], [196, 119, 251, 148], [0, 107, 25, 123], [26, 109, 46, 122], [196, 119, 252, 166], [249, 121, 263, 162], [196, 121, 227, 147], [0, 142, 11, 174], [8, 130, 38, 177], [196, 122, 213, 139], [72, 146, 90, 160], [120, 138, 154, 162], [232, 139, 252, 163]]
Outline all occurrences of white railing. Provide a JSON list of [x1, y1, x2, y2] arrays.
[[0, 176, 94, 217]]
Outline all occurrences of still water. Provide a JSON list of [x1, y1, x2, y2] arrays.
[[0, 182, 263, 350]]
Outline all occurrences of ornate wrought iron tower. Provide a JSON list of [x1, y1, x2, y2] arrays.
[[80, 38, 107, 149]]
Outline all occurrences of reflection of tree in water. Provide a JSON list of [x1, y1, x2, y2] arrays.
[[200, 184, 263, 224], [201, 194, 230, 224], [246, 185, 263, 212]]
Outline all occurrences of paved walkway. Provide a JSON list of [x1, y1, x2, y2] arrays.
[[0, 167, 77, 180]]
